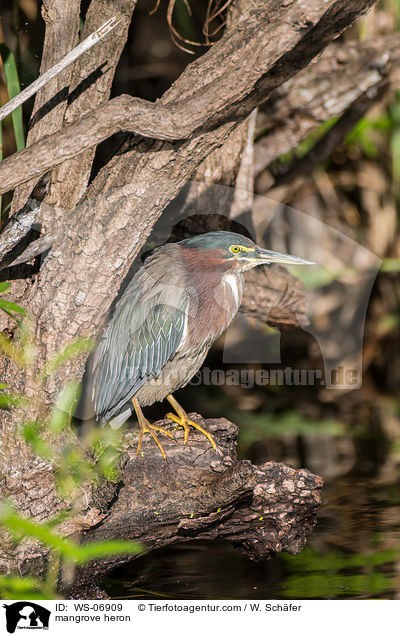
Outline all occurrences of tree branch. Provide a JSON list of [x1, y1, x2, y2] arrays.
[[267, 80, 390, 200], [0, 0, 377, 195], [254, 34, 400, 175], [77, 418, 323, 590], [0, 0, 378, 486]]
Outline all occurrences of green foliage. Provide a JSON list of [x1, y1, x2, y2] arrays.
[[296, 117, 338, 158], [345, 115, 391, 159], [345, 90, 400, 195], [0, 575, 54, 601], [275, 117, 338, 167], [0, 505, 142, 600], [381, 257, 400, 272], [287, 265, 338, 290], [377, 312, 400, 336], [0, 385, 29, 409], [0, 114, 2, 214], [0, 43, 26, 220], [41, 339, 93, 383]]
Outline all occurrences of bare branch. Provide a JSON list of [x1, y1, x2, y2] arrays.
[[0, 0, 377, 195], [0, 17, 119, 125], [267, 80, 390, 200], [0, 200, 41, 266], [254, 35, 400, 175]]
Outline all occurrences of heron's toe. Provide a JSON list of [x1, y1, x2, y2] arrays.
[[166, 412, 216, 450]]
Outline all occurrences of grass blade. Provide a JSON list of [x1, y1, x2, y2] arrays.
[[0, 43, 25, 151]]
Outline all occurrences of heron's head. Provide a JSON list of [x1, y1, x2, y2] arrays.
[[179, 231, 314, 272]]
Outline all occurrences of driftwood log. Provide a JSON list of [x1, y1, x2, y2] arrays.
[[68, 417, 323, 598]]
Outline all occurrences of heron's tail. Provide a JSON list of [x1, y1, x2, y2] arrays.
[[106, 407, 132, 429]]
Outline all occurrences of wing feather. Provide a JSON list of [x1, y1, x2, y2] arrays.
[[91, 246, 189, 424]]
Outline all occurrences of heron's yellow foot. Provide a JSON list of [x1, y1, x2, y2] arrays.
[[132, 397, 174, 460], [166, 394, 217, 450]]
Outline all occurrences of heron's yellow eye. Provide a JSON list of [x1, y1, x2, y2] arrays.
[[230, 245, 241, 254]]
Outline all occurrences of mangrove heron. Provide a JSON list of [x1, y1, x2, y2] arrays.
[[91, 231, 314, 458]]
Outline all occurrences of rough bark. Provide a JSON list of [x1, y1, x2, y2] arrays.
[[12, 0, 377, 369], [0, 1, 380, 437], [3, 32, 399, 259], [47, 0, 137, 212]]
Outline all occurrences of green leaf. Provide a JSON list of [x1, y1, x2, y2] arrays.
[[0, 507, 82, 561], [41, 338, 94, 382], [22, 422, 53, 458], [74, 539, 142, 564], [0, 575, 53, 600], [290, 265, 337, 290], [0, 391, 28, 408], [49, 382, 81, 433], [0, 298, 27, 315], [0, 333, 25, 367], [0, 117, 2, 214], [0, 505, 142, 565], [391, 126, 400, 189], [0, 283, 26, 328], [377, 313, 400, 336], [0, 44, 25, 151]]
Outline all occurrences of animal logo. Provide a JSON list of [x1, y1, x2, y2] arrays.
[[3, 602, 50, 634]]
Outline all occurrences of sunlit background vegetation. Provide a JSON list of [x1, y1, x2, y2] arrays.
[[1, 0, 400, 599]]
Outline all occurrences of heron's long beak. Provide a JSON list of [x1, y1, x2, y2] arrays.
[[253, 247, 315, 266]]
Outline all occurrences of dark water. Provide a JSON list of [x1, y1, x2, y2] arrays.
[[102, 428, 400, 600]]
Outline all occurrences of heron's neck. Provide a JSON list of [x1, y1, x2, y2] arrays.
[[181, 247, 244, 318], [221, 270, 244, 313], [180, 247, 242, 293]]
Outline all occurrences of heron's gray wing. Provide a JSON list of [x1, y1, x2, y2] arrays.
[[91, 257, 188, 423]]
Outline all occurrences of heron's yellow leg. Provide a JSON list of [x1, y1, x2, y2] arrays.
[[132, 397, 174, 460], [165, 394, 217, 450]]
